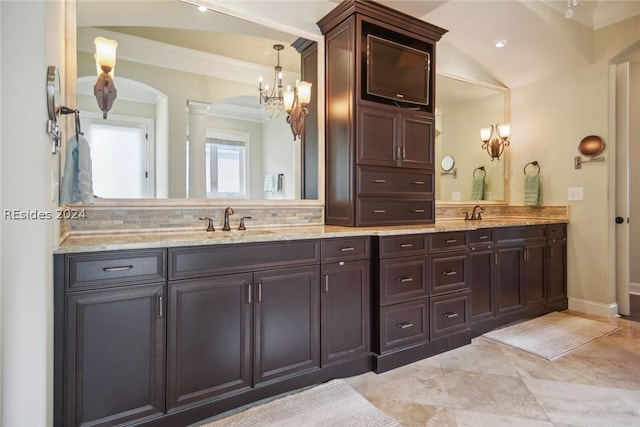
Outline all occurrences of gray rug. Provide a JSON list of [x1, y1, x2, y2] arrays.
[[483, 311, 621, 360], [200, 379, 400, 427]]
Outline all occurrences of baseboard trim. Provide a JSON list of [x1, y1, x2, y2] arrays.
[[568, 297, 619, 318], [630, 282, 640, 295]]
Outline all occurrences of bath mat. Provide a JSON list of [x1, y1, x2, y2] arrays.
[[199, 378, 400, 427], [483, 311, 621, 360]]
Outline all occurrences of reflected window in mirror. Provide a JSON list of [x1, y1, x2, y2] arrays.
[[205, 130, 249, 199]]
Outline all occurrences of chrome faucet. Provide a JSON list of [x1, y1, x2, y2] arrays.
[[471, 205, 484, 220], [222, 207, 235, 231]]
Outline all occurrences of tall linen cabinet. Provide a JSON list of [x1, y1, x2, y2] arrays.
[[318, 0, 447, 226]]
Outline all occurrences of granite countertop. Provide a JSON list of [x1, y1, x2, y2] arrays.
[[54, 217, 568, 254]]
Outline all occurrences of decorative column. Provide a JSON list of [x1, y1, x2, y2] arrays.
[[186, 100, 209, 198]]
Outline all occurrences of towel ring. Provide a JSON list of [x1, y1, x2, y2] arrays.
[[523, 161, 540, 175], [473, 166, 486, 179]]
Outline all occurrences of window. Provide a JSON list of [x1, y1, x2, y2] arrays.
[[205, 129, 249, 199], [82, 114, 154, 198]]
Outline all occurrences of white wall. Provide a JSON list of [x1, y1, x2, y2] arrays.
[[630, 60, 640, 285], [0, 0, 62, 425], [509, 15, 640, 316]]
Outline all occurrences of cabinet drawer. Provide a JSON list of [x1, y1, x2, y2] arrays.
[[357, 198, 434, 226], [322, 237, 370, 263], [429, 231, 467, 251], [429, 252, 468, 295], [469, 229, 493, 245], [169, 240, 320, 280], [495, 226, 546, 243], [379, 299, 429, 352], [357, 166, 434, 196], [380, 256, 428, 305], [547, 224, 566, 240], [430, 291, 470, 340], [67, 250, 166, 290], [378, 234, 428, 258]]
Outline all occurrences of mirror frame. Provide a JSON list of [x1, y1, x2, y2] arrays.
[[435, 73, 510, 206], [64, 0, 325, 208]]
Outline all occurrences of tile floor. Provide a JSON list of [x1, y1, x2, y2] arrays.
[[346, 311, 640, 427]]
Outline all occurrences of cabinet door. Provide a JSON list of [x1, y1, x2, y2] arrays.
[[254, 266, 320, 385], [357, 106, 398, 167], [321, 260, 370, 365], [65, 284, 165, 427], [524, 242, 547, 309], [469, 246, 495, 323], [495, 245, 525, 316], [166, 273, 252, 411], [547, 238, 567, 303], [399, 112, 434, 169]]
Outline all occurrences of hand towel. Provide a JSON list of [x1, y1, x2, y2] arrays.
[[60, 134, 94, 205], [524, 174, 542, 206], [471, 177, 485, 200]]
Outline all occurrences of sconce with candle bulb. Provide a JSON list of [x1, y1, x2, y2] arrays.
[[283, 81, 312, 140], [480, 123, 510, 160], [93, 37, 118, 119]]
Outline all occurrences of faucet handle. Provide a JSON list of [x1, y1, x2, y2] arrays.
[[464, 212, 470, 221], [238, 216, 252, 231], [199, 217, 215, 232]]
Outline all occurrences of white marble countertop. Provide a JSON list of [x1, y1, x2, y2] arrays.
[[54, 217, 568, 254]]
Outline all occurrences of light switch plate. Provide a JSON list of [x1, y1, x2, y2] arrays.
[[568, 187, 584, 201]]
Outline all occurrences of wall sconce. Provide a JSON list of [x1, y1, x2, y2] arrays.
[[283, 81, 312, 140], [480, 123, 510, 160], [93, 37, 118, 119]]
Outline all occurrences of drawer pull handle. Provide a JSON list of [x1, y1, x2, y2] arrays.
[[444, 312, 459, 319], [158, 295, 164, 318], [413, 209, 425, 213], [373, 179, 387, 183], [477, 235, 489, 240], [257, 281, 262, 303], [413, 181, 425, 185], [340, 247, 355, 252], [444, 271, 457, 276], [444, 239, 457, 244], [398, 277, 414, 283], [246, 283, 252, 304], [373, 209, 386, 214], [103, 265, 133, 272], [400, 243, 414, 248], [397, 321, 414, 329]]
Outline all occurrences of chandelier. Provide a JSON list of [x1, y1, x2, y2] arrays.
[[259, 44, 287, 119]]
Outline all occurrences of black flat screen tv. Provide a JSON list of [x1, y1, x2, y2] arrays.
[[366, 35, 430, 106]]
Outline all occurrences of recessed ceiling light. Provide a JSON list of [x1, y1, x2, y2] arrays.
[[197, 5, 207, 12], [493, 39, 508, 48]]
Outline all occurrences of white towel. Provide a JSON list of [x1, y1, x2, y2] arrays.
[[264, 174, 276, 193]]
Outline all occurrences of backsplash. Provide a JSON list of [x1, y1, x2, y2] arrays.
[[60, 203, 567, 239]]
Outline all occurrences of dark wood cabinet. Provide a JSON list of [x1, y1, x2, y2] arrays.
[[468, 244, 495, 323], [254, 266, 321, 385], [523, 241, 547, 309], [547, 232, 568, 304], [166, 273, 252, 411], [320, 237, 371, 365], [495, 244, 526, 316], [320, 0, 446, 226], [64, 283, 166, 427]]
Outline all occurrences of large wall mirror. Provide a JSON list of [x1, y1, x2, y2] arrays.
[[435, 74, 509, 203], [73, 0, 321, 203]]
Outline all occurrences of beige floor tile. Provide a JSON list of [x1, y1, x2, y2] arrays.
[[453, 409, 555, 427], [436, 339, 520, 377], [366, 400, 457, 427]]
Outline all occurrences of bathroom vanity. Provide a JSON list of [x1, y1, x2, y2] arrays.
[[53, 220, 567, 427]]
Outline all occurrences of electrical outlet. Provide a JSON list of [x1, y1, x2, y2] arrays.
[[568, 187, 584, 201], [452, 191, 461, 201]]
